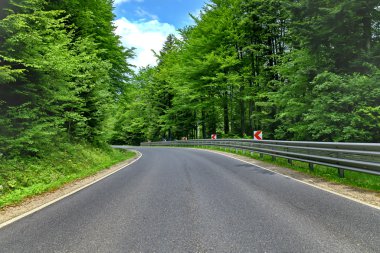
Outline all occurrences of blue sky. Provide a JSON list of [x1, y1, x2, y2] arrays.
[[113, 0, 207, 68]]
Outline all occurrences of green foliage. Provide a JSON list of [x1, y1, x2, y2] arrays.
[[112, 0, 380, 144], [0, 3, 75, 155], [0, 143, 135, 208], [0, 0, 134, 207], [0, 0, 132, 156], [2, 0, 379, 153], [304, 70, 380, 141], [45, 0, 134, 94], [289, 0, 380, 74]]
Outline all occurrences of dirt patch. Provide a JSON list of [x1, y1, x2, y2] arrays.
[[0, 151, 141, 225], [205, 149, 380, 209]]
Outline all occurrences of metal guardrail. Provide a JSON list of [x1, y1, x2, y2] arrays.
[[141, 139, 380, 177]]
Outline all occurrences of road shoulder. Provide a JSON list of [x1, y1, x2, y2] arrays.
[[0, 150, 141, 227], [202, 148, 380, 209]]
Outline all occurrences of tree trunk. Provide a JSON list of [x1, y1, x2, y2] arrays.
[[223, 93, 229, 134], [362, 11, 371, 51], [248, 86, 253, 134], [240, 85, 245, 136], [201, 109, 206, 139]]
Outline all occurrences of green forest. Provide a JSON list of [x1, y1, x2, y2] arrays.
[[2, 0, 380, 153], [0, 0, 134, 205], [0, 0, 379, 202], [1, 0, 134, 156], [114, 0, 380, 144]]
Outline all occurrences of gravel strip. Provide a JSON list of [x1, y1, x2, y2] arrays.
[[0, 151, 140, 224], [203, 149, 380, 209]]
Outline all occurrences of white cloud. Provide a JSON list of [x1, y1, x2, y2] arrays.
[[114, 17, 178, 68], [113, 0, 143, 6]]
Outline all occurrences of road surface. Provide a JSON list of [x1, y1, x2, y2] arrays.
[[0, 147, 379, 252]]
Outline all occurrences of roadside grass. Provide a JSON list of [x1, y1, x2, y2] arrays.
[[190, 145, 380, 192], [0, 144, 135, 209]]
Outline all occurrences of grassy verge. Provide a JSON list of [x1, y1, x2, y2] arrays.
[[0, 143, 135, 208], [192, 145, 380, 192]]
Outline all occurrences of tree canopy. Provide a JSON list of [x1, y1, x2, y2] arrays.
[[0, 0, 132, 156], [112, 0, 380, 143], [1, 0, 379, 151]]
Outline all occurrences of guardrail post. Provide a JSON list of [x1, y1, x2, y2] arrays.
[[338, 168, 345, 178], [141, 139, 380, 177]]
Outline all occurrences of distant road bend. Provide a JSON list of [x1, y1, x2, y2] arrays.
[[0, 147, 379, 252]]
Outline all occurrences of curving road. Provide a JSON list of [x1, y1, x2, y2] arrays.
[[0, 147, 379, 252]]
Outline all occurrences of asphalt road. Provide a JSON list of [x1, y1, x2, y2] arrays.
[[0, 147, 379, 252]]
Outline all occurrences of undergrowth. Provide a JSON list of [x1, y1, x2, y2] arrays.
[[0, 143, 135, 208]]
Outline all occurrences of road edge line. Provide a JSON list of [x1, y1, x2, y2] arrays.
[[197, 148, 380, 211], [0, 150, 142, 229]]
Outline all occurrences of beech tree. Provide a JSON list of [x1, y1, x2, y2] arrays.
[[0, 0, 132, 156], [113, 0, 380, 143]]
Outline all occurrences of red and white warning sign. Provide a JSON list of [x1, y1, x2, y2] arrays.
[[253, 131, 263, 141], [211, 134, 217, 140]]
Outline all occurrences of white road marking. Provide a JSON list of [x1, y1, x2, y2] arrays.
[[0, 151, 143, 229], [199, 148, 380, 211]]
